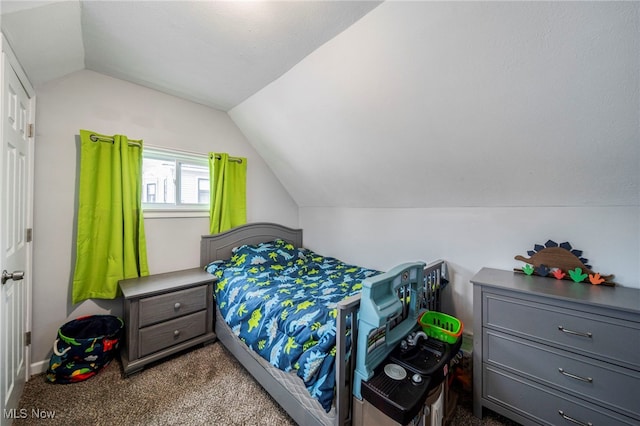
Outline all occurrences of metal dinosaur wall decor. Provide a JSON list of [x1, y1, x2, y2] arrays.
[[514, 240, 615, 286]]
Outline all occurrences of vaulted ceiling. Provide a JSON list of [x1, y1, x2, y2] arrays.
[[0, 0, 381, 111], [2, 1, 638, 209], [229, 1, 639, 208]]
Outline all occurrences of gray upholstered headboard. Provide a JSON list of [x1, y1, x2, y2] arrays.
[[200, 222, 303, 267]]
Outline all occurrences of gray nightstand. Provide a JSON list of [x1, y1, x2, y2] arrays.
[[119, 267, 217, 376]]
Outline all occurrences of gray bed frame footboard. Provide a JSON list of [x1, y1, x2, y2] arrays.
[[201, 222, 446, 426]]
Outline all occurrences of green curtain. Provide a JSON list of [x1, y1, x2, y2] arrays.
[[209, 152, 247, 234], [72, 129, 149, 304]]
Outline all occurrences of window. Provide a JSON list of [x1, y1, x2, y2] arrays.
[[146, 183, 157, 203], [197, 178, 210, 204], [142, 147, 209, 215]]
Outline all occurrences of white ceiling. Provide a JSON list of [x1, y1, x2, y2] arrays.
[[230, 1, 639, 208], [2, 1, 637, 211], [0, 0, 381, 111]]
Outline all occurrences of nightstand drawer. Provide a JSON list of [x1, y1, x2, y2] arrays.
[[120, 268, 216, 375], [139, 310, 207, 357], [484, 293, 640, 369], [485, 330, 640, 419], [139, 285, 208, 327]]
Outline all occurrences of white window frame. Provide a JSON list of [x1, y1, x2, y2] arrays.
[[142, 146, 210, 219]]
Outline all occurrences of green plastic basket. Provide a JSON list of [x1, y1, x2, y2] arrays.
[[418, 311, 463, 344]]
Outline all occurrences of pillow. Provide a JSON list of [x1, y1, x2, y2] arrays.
[[205, 260, 224, 275], [231, 239, 304, 268]]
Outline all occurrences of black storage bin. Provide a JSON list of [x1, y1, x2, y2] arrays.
[[46, 315, 123, 384]]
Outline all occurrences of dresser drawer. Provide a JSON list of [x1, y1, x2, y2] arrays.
[[484, 292, 640, 369], [139, 285, 208, 327], [484, 365, 638, 426], [485, 330, 640, 420], [139, 310, 207, 357]]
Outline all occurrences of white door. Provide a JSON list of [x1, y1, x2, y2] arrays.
[[0, 37, 34, 425]]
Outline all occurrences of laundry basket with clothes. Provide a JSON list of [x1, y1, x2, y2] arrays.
[[46, 315, 123, 384]]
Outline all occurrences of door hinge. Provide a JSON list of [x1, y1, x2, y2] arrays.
[[25, 331, 31, 346], [28, 123, 34, 138], [26, 228, 33, 242]]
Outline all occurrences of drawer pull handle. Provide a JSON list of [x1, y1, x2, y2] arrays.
[[174, 302, 181, 310], [174, 330, 180, 337], [558, 368, 593, 383], [558, 410, 592, 426], [558, 326, 592, 338]]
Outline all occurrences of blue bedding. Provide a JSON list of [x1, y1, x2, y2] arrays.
[[205, 239, 379, 412]]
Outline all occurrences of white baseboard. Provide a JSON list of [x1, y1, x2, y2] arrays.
[[30, 360, 49, 377]]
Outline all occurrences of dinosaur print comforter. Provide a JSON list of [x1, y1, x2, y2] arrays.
[[205, 239, 379, 412]]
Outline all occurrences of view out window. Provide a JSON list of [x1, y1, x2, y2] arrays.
[[146, 183, 157, 203], [197, 178, 210, 204], [142, 147, 209, 210]]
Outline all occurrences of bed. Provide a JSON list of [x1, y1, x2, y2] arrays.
[[200, 222, 447, 426]]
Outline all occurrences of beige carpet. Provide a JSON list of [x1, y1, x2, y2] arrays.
[[16, 342, 516, 425]]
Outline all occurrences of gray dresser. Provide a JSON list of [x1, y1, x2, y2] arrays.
[[471, 268, 640, 426], [119, 268, 217, 375]]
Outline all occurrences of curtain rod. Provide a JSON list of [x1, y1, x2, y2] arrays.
[[212, 154, 243, 164], [90, 134, 243, 163], [145, 144, 244, 163], [89, 134, 142, 148]]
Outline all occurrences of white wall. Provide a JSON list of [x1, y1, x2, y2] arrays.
[[31, 70, 298, 367], [300, 206, 639, 332], [231, 2, 640, 334]]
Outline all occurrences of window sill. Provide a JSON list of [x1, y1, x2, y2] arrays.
[[143, 209, 209, 219]]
